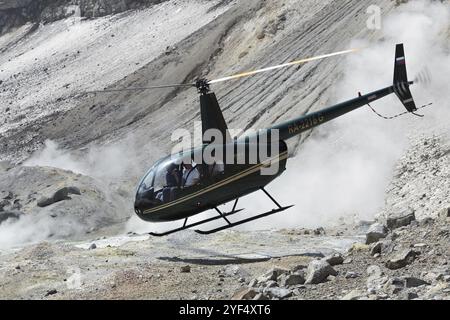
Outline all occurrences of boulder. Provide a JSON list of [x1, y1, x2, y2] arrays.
[[2, 191, 13, 200], [400, 291, 419, 300], [264, 280, 278, 289], [45, 289, 57, 297], [0, 199, 11, 210], [370, 242, 383, 256], [280, 273, 305, 287], [370, 240, 393, 256], [439, 207, 450, 222], [248, 279, 258, 288], [349, 243, 370, 252], [180, 265, 191, 273], [260, 267, 289, 282], [384, 277, 406, 294], [0, 210, 21, 224], [224, 265, 251, 279], [37, 186, 83, 208], [367, 275, 389, 294], [253, 293, 269, 300], [365, 223, 388, 244], [366, 265, 384, 277], [67, 186, 81, 195], [305, 259, 337, 284], [341, 290, 365, 300], [313, 227, 325, 235], [264, 287, 292, 299], [387, 210, 416, 229], [385, 249, 417, 270], [402, 276, 430, 288], [232, 288, 257, 300], [345, 272, 359, 279], [323, 253, 344, 266]]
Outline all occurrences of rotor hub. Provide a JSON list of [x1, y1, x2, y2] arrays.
[[195, 79, 210, 94]]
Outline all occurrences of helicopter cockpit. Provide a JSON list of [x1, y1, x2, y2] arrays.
[[135, 152, 225, 211]]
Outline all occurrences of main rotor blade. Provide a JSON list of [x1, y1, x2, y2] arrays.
[[208, 48, 359, 85], [85, 83, 195, 94]]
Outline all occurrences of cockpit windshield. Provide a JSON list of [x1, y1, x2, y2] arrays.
[[135, 151, 225, 210]]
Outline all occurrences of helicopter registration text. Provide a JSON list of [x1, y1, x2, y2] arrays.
[[288, 114, 325, 135]]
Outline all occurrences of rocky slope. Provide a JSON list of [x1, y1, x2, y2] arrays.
[[0, 0, 397, 163], [0, 0, 449, 299], [0, 0, 161, 36], [0, 125, 448, 300]]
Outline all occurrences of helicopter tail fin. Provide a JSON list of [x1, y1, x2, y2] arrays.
[[393, 43, 417, 112]]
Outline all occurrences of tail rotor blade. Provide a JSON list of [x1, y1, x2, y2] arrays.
[[208, 48, 360, 85], [414, 66, 432, 87]]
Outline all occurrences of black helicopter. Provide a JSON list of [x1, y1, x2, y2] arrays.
[[95, 44, 425, 236]]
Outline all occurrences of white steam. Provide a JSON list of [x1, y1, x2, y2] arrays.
[[222, 0, 450, 230], [125, 0, 450, 235], [24, 138, 144, 183], [2, 0, 448, 242], [0, 136, 162, 249]]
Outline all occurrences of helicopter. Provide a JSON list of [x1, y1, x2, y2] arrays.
[[92, 43, 426, 236]]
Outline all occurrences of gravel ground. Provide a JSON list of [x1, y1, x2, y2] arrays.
[[0, 0, 449, 300]]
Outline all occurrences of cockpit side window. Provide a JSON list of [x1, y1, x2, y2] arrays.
[[141, 170, 155, 190], [153, 166, 167, 192]]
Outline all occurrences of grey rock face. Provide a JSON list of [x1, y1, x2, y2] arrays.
[[370, 240, 393, 256], [385, 249, 418, 270], [323, 253, 344, 266], [260, 267, 289, 282], [253, 293, 269, 300], [180, 265, 191, 273], [367, 265, 384, 277], [402, 276, 429, 288], [366, 223, 388, 244], [341, 289, 366, 300], [305, 259, 337, 284], [344, 271, 359, 279], [280, 273, 305, 287], [0, 0, 163, 35], [264, 287, 292, 299], [439, 207, 450, 222], [387, 210, 416, 230], [232, 288, 257, 300], [0, 210, 22, 224], [384, 277, 406, 294], [37, 186, 81, 207]]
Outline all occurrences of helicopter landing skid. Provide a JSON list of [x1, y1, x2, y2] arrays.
[[149, 198, 243, 237], [195, 188, 294, 235]]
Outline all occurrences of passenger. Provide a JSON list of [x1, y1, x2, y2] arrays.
[[182, 162, 200, 188], [165, 163, 181, 188]]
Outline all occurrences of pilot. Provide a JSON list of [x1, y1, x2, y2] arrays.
[[182, 162, 200, 188]]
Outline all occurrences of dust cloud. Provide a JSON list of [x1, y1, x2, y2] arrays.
[[219, 0, 450, 231]]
